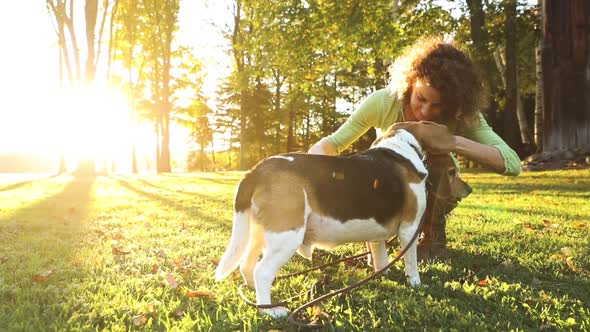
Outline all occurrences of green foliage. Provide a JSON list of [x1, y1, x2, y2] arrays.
[[218, 0, 464, 168], [0, 170, 588, 330]]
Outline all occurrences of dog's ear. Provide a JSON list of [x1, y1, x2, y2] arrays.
[[372, 122, 418, 147], [414, 121, 455, 154]]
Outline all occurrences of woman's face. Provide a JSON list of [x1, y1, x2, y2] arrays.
[[406, 79, 444, 122]]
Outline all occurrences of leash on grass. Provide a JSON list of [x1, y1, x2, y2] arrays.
[[237, 216, 425, 329], [286, 213, 426, 329], [237, 237, 399, 308]]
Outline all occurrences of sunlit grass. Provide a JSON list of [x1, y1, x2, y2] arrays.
[[0, 169, 588, 331]]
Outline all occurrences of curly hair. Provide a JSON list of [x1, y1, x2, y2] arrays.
[[388, 37, 488, 126]]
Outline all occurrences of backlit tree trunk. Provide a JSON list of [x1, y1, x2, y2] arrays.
[[541, 0, 590, 151]]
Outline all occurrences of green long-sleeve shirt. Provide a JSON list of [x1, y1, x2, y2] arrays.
[[326, 88, 522, 176]]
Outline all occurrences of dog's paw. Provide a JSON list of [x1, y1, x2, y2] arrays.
[[242, 277, 255, 289], [259, 306, 289, 319], [407, 276, 421, 287]]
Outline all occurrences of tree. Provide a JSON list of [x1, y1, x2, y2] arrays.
[[47, 0, 116, 174], [541, 0, 590, 152], [503, 0, 520, 150]]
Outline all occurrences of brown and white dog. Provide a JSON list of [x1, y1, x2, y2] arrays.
[[215, 122, 454, 318]]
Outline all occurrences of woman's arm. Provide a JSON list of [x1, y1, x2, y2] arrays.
[[454, 136, 506, 173], [308, 89, 388, 155], [460, 113, 522, 176]]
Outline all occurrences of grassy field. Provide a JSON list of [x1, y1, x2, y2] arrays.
[[0, 169, 589, 331]]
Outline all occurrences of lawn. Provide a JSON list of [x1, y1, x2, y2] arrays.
[[0, 169, 588, 331]]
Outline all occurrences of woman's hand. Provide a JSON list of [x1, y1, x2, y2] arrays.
[[308, 138, 338, 156]]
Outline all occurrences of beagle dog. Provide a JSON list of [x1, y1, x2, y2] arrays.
[[215, 122, 454, 318]]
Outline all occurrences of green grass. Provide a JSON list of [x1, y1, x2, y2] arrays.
[[0, 170, 589, 331]]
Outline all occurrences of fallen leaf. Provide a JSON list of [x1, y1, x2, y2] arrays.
[[145, 302, 157, 317], [112, 228, 127, 240], [572, 221, 586, 228], [543, 219, 559, 229], [34, 270, 53, 282], [71, 258, 84, 266], [210, 258, 220, 265], [549, 254, 567, 261], [478, 279, 489, 287], [560, 247, 575, 257], [565, 257, 576, 271], [112, 246, 131, 256], [132, 315, 148, 327], [524, 225, 537, 231], [172, 308, 185, 318], [539, 291, 551, 302], [310, 305, 324, 321], [156, 249, 166, 258], [185, 290, 212, 298], [173, 257, 192, 269], [167, 272, 179, 289], [152, 264, 160, 273], [173, 257, 184, 267]]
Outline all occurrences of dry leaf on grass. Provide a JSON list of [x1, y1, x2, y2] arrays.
[[166, 272, 180, 289], [71, 258, 84, 266], [132, 315, 148, 327], [172, 308, 185, 318], [145, 302, 157, 317], [210, 258, 220, 265], [478, 279, 489, 287], [572, 221, 586, 228], [309, 305, 327, 322], [185, 290, 212, 298], [34, 270, 53, 282], [560, 247, 575, 257], [112, 246, 131, 256], [156, 249, 166, 258]]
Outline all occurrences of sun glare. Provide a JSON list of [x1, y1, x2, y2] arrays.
[[54, 88, 134, 171]]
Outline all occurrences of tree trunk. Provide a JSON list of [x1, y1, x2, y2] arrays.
[[273, 68, 283, 155], [159, 31, 173, 173], [494, 48, 532, 146], [232, 0, 248, 170], [534, 42, 544, 151], [132, 144, 138, 173], [541, 0, 590, 151], [65, 1, 82, 82], [85, 0, 98, 83], [466, 0, 497, 123], [503, 0, 520, 149]]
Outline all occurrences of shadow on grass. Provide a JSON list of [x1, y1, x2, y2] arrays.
[[448, 249, 589, 296], [459, 203, 590, 221], [159, 172, 240, 186], [0, 174, 60, 193], [0, 173, 96, 231], [471, 181, 590, 196], [110, 174, 231, 204], [109, 176, 228, 229]]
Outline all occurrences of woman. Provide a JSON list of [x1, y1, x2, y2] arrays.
[[308, 37, 521, 260]]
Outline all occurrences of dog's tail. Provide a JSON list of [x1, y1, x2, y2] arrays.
[[215, 174, 256, 281]]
